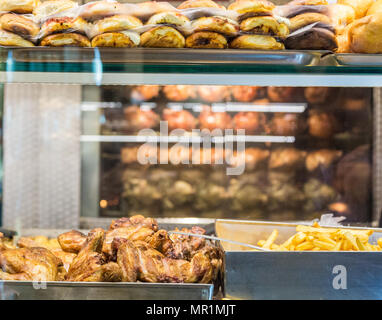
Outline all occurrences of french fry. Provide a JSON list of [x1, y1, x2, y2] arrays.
[[257, 240, 266, 247], [356, 237, 366, 251], [317, 234, 337, 246], [262, 230, 278, 249], [313, 240, 335, 250], [257, 223, 378, 252], [292, 232, 306, 245], [295, 241, 315, 251], [343, 232, 359, 251]]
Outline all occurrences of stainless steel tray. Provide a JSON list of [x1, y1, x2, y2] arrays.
[[334, 53, 382, 67], [0, 47, 325, 66], [0, 281, 213, 300], [216, 219, 382, 300]]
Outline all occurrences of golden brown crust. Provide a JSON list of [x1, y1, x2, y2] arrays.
[[289, 13, 331, 32], [80, 0, 125, 21], [227, 0, 275, 17], [92, 15, 143, 37], [0, 13, 39, 40], [347, 13, 382, 54], [140, 26, 185, 48], [191, 16, 239, 37], [240, 16, 289, 37], [327, 4, 355, 35], [40, 16, 89, 39], [40, 32, 90, 47], [186, 31, 228, 48], [367, 0, 382, 16], [230, 34, 285, 50], [337, 0, 373, 19], [0, 29, 35, 46], [178, 0, 224, 10], [288, 0, 328, 5], [33, 0, 78, 21], [146, 12, 190, 34], [91, 31, 139, 47], [0, 0, 40, 14]]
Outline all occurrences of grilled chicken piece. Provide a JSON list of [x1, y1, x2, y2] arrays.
[[166, 227, 207, 260], [18, 235, 76, 272], [109, 215, 158, 231], [18, 236, 61, 251], [103, 226, 156, 258], [58, 230, 87, 253], [116, 239, 221, 283], [66, 228, 105, 282], [66, 228, 122, 282], [0, 247, 62, 281]]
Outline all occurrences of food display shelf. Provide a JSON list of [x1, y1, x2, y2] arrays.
[[2, 47, 382, 86], [0, 281, 213, 300], [216, 219, 382, 300]]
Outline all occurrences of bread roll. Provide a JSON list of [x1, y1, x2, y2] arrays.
[[0, 13, 39, 40], [90, 15, 142, 39], [33, 0, 77, 22], [367, 0, 382, 16], [0, 29, 35, 46], [186, 31, 228, 48], [140, 26, 185, 48], [40, 17, 88, 39], [191, 16, 239, 37], [327, 4, 355, 35], [0, 0, 40, 14], [240, 16, 289, 37], [231, 34, 285, 50], [178, 0, 224, 10], [40, 33, 91, 47], [348, 13, 382, 53], [228, 0, 275, 20], [337, 0, 373, 19], [91, 31, 140, 47]]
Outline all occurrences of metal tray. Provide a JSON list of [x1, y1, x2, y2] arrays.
[[216, 219, 382, 300], [334, 53, 382, 67], [0, 281, 213, 300], [0, 47, 325, 66]]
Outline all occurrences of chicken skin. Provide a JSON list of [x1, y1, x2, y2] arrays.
[[66, 228, 122, 282], [0, 247, 62, 281], [115, 239, 221, 284], [58, 230, 87, 253]]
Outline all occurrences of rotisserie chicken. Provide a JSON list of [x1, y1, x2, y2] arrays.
[[0, 215, 223, 285], [0, 247, 62, 281]]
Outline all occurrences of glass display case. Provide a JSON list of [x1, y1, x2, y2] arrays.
[[1, 47, 382, 229], [2, 0, 382, 301], [80, 85, 373, 223]]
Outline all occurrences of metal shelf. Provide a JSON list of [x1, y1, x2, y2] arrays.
[[1, 47, 382, 86], [80, 134, 296, 143]]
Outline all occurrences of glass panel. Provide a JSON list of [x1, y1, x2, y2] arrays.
[[80, 85, 373, 223]]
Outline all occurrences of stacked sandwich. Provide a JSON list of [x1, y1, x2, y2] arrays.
[[280, 0, 338, 51], [140, 8, 189, 48], [228, 0, 288, 50], [0, 0, 40, 47], [179, 0, 239, 49], [37, 0, 90, 47], [82, 0, 142, 48]]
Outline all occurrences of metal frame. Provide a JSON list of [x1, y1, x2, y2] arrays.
[[373, 88, 382, 226], [4, 72, 382, 87]]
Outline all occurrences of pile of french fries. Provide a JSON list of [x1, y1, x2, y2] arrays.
[[258, 222, 382, 251]]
